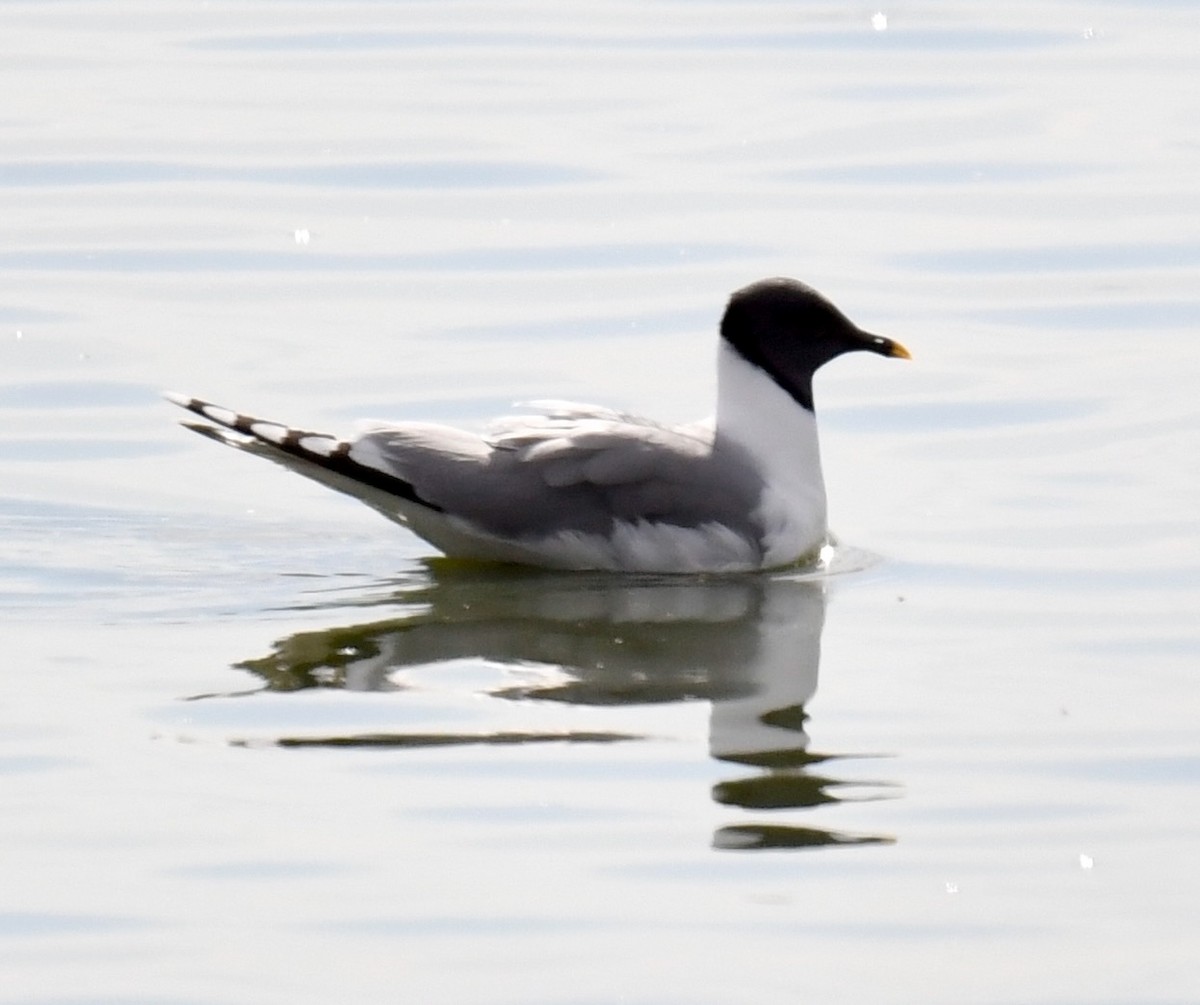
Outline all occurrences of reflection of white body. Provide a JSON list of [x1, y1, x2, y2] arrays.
[[707, 575, 824, 762], [234, 569, 827, 768], [225, 568, 890, 849]]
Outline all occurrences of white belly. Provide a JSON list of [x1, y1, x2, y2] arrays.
[[425, 513, 763, 573]]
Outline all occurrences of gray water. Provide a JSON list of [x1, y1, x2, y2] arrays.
[[3, 3, 1198, 1003]]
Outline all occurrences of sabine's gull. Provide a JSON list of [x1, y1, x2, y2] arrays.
[[166, 277, 910, 573]]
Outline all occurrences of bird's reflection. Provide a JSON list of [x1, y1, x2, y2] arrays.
[[216, 560, 895, 850]]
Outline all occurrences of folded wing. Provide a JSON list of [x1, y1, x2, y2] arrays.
[[354, 402, 760, 540], [167, 396, 763, 547]]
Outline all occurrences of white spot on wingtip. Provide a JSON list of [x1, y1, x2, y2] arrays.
[[205, 405, 239, 426], [299, 435, 338, 457], [250, 421, 288, 444], [163, 391, 192, 407]]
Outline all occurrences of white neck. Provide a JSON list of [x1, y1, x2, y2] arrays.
[[715, 342, 827, 565]]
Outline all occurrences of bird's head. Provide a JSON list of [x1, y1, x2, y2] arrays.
[[720, 277, 910, 410]]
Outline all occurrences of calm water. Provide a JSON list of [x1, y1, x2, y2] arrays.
[[3, 2, 1198, 1003]]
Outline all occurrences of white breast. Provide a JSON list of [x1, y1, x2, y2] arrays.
[[715, 343, 828, 567]]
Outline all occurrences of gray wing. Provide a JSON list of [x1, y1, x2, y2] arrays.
[[167, 395, 763, 542], [353, 401, 764, 539]]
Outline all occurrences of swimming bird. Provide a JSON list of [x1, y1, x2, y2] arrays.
[[166, 277, 910, 573]]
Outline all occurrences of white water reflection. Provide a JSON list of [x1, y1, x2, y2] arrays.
[[192, 565, 895, 851]]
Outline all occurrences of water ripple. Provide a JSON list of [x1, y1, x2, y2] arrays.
[[186, 28, 1068, 54], [0, 159, 600, 189], [0, 243, 758, 273], [897, 242, 1200, 274]]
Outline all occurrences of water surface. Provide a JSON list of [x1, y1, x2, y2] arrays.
[[2, 3, 1198, 1003]]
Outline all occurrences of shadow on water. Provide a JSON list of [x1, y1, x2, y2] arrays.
[[204, 560, 897, 851]]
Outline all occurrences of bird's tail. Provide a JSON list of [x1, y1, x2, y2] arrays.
[[164, 392, 349, 459], [163, 392, 439, 512]]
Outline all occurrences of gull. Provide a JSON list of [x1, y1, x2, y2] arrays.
[[166, 277, 910, 573]]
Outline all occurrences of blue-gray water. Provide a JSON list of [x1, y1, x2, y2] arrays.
[[2, 3, 1198, 1003]]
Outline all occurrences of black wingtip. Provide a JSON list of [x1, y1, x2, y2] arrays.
[[165, 392, 444, 514]]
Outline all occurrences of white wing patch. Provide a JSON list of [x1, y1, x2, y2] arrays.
[[249, 421, 289, 445], [298, 435, 339, 458]]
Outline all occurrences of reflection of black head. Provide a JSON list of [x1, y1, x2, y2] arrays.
[[720, 278, 911, 411]]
